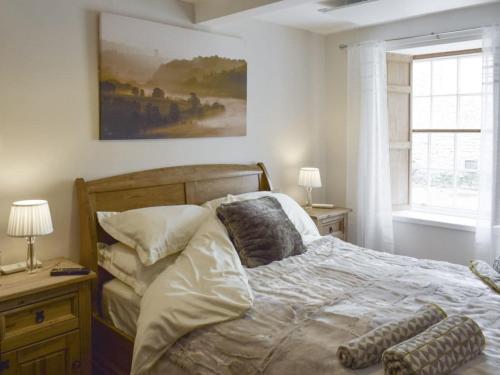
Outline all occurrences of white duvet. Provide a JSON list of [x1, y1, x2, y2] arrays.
[[130, 192, 320, 374], [131, 213, 254, 375]]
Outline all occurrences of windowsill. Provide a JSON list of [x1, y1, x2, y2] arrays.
[[392, 210, 476, 232]]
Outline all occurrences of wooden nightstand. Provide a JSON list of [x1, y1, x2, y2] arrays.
[[305, 207, 350, 240], [0, 258, 95, 375]]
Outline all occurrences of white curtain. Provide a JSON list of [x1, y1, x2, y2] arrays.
[[476, 26, 500, 264], [346, 41, 394, 252]]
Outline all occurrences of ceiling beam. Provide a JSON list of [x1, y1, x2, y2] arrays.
[[193, 0, 315, 26]]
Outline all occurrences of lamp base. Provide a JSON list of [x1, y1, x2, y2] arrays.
[[305, 187, 313, 209], [26, 236, 39, 274]]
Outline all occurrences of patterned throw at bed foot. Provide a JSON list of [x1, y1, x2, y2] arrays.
[[470, 260, 500, 293], [382, 315, 485, 375], [493, 256, 500, 273], [337, 304, 447, 369]]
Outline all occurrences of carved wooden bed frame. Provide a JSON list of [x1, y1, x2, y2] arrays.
[[75, 163, 273, 375]]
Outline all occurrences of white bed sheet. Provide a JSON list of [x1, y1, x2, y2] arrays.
[[102, 278, 141, 337]]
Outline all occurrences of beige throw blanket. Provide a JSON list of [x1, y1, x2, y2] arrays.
[[383, 315, 485, 375], [337, 304, 447, 369]]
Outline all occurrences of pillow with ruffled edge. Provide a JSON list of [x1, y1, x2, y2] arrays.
[[98, 242, 179, 296], [98, 205, 209, 266]]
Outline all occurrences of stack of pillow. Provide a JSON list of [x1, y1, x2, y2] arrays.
[[97, 205, 209, 296], [97, 192, 321, 296]]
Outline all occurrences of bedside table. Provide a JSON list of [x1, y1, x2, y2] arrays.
[[305, 207, 351, 240], [0, 258, 95, 375]]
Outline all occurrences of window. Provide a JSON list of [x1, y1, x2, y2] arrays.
[[410, 52, 482, 217]]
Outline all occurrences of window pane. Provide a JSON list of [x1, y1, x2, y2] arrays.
[[459, 55, 482, 94], [429, 133, 454, 170], [429, 188, 454, 208], [456, 171, 479, 191], [413, 97, 431, 129], [430, 169, 454, 189], [413, 60, 431, 96], [412, 168, 428, 187], [412, 133, 428, 169], [411, 169, 428, 206], [458, 95, 481, 129], [455, 190, 478, 211], [456, 172, 479, 210], [456, 133, 480, 171], [429, 170, 454, 208], [432, 96, 457, 129], [432, 58, 457, 95]]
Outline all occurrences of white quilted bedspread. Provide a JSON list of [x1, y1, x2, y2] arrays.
[[152, 236, 500, 375]]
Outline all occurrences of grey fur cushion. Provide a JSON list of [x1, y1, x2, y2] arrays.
[[216, 196, 306, 268]]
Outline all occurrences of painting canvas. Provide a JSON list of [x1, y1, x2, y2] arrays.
[[99, 13, 247, 139]]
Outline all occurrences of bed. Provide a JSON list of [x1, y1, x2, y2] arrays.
[[76, 163, 273, 374], [76, 163, 500, 375]]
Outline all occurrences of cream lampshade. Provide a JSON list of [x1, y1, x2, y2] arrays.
[[298, 167, 322, 208], [7, 200, 53, 273]]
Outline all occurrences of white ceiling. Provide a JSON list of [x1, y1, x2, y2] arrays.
[[254, 0, 499, 34]]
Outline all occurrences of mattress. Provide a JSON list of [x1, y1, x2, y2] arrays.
[[102, 279, 191, 375], [102, 278, 141, 337]]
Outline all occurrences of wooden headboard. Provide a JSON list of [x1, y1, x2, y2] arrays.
[[75, 163, 272, 276]]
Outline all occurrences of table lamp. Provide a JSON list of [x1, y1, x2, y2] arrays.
[[298, 167, 322, 208], [7, 200, 53, 273]]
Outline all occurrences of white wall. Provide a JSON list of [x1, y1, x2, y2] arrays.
[[325, 3, 500, 265], [393, 222, 475, 265], [0, 0, 327, 264]]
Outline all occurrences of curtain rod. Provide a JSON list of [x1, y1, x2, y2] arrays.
[[338, 26, 483, 50]]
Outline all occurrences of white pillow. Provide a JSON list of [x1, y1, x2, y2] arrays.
[[98, 242, 178, 296], [97, 205, 209, 266], [202, 192, 320, 244]]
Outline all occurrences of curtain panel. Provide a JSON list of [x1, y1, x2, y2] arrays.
[[476, 26, 500, 264], [346, 41, 394, 253]]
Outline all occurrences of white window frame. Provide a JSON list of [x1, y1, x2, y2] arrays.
[[410, 48, 482, 218]]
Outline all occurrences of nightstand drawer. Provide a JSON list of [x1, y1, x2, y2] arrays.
[[0, 330, 81, 375], [318, 215, 342, 226], [318, 219, 344, 236], [307, 207, 350, 241], [0, 293, 79, 353]]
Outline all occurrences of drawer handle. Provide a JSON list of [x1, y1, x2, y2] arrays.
[[35, 310, 45, 324]]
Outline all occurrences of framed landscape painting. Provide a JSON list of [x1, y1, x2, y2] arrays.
[[99, 13, 247, 139]]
